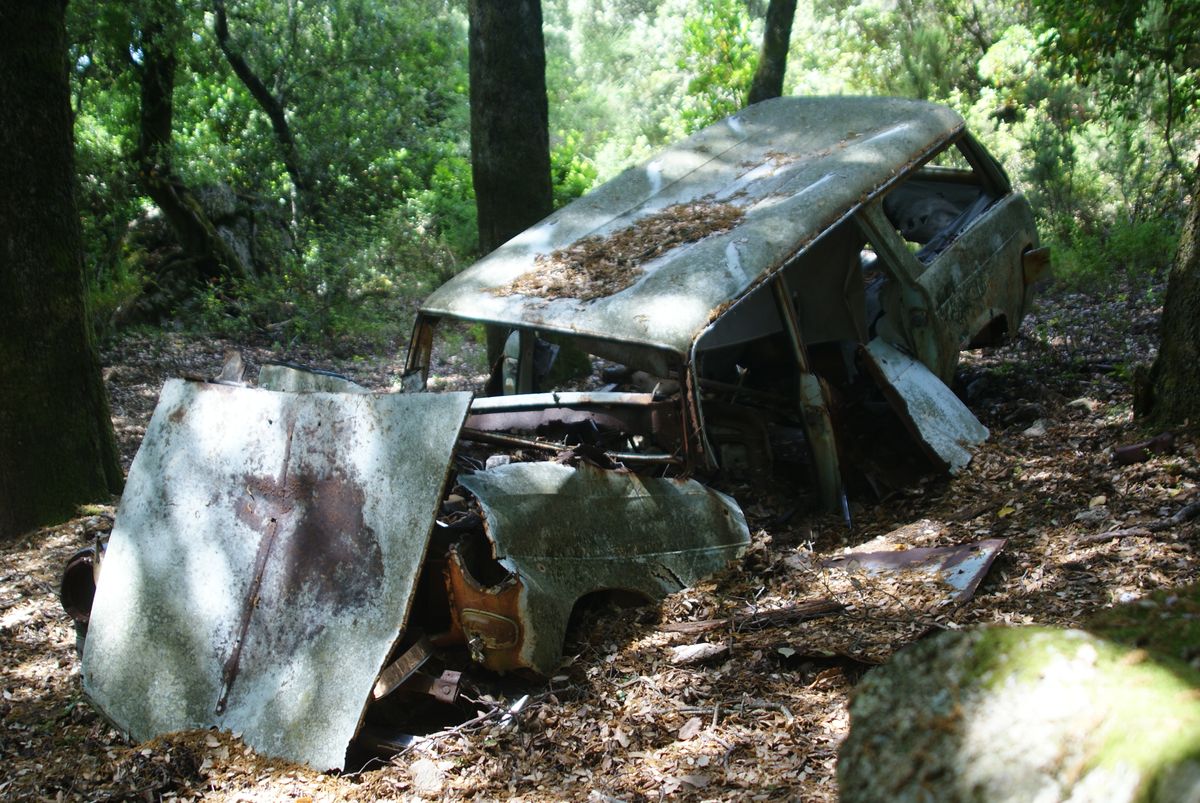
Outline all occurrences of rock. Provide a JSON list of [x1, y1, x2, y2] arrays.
[[217, 218, 254, 277], [839, 627, 1200, 802], [195, 182, 238, 221], [1074, 506, 1109, 523], [964, 375, 994, 403], [1005, 401, 1046, 425], [485, 454, 512, 470], [1021, 418, 1048, 438], [1068, 397, 1102, 414], [668, 642, 728, 666]]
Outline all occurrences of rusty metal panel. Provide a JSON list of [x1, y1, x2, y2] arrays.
[[468, 391, 657, 412], [823, 538, 1006, 603], [420, 97, 963, 358], [457, 462, 750, 674], [82, 379, 471, 770], [862, 339, 987, 473]]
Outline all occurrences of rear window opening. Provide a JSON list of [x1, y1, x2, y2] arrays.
[[881, 140, 998, 261]]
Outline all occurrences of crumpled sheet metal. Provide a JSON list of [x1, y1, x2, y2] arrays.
[[823, 538, 1006, 603], [862, 338, 988, 473], [457, 462, 751, 674], [82, 379, 471, 770]]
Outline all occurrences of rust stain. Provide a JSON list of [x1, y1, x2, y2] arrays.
[[443, 546, 528, 673], [217, 421, 384, 713]]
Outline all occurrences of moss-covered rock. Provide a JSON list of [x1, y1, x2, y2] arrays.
[[838, 626, 1200, 802]]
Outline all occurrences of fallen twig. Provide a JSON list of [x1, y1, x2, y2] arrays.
[[1078, 527, 1155, 544], [657, 598, 844, 635], [1080, 499, 1200, 544], [676, 698, 794, 723]]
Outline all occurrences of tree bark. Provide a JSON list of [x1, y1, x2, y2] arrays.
[[747, 0, 798, 106], [0, 0, 124, 539], [468, 0, 554, 365], [468, 0, 553, 255], [1138, 159, 1200, 429], [135, 12, 249, 283]]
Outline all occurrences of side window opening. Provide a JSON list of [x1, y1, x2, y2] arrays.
[[694, 286, 790, 395], [483, 328, 684, 399], [881, 139, 997, 263]]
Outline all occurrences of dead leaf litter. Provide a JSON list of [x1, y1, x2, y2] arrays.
[[498, 201, 745, 301], [3, 281, 1198, 801]]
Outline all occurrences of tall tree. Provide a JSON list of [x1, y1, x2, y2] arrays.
[[468, 0, 553, 255], [1032, 0, 1200, 427], [0, 0, 124, 539], [747, 0, 798, 105], [1034, 0, 1198, 176], [132, 1, 249, 284], [468, 0, 554, 364], [212, 0, 312, 222], [1139, 161, 1200, 427]]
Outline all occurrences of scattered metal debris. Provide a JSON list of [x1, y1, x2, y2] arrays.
[[81, 380, 472, 770], [1113, 431, 1175, 465], [823, 538, 1007, 603], [453, 461, 749, 674]]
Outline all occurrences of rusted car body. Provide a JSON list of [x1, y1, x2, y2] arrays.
[[408, 95, 1046, 510], [68, 96, 1045, 770]]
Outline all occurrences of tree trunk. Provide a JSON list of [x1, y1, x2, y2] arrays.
[[213, 0, 312, 221], [747, 0, 798, 106], [0, 0, 124, 539], [468, 0, 554, 365], [136, 12, 248, 284], [1138, 160, 1200, 429], [468, 0, 553, 255]]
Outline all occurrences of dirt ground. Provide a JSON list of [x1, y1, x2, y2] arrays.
[[3, 282, 1197, 802]]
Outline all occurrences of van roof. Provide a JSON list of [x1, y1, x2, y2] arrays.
[[420, 96, 963, 357]]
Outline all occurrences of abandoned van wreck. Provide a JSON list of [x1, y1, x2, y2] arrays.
[[63, 96, 1046, 770]]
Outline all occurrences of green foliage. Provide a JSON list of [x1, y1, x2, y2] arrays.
[[200, 208, 459, 347], [551, 129, 599, 207], [65, 0, 1199, 349], [69, 0, 474, 344], [1051, 218, 1179, 298], [1032, 0, 1199, 180], [406, 150, 478, 259], [678, 0, 758, 132]]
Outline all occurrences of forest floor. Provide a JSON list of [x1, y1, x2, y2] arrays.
[[3, 281, 1198, 802]]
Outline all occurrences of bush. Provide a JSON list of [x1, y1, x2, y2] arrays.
[[1051, 217, 1180, 298], [551, 129, 599, 208], [196, 210, 461, 348]]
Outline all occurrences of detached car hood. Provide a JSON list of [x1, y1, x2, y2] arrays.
[[81, 377, 750, 770], [82, 379, 472, 770]]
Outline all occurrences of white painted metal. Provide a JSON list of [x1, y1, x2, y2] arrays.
[[82, 380, 471, 769], [863, 339, 988, 473], [421, 96, 963, 356]]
